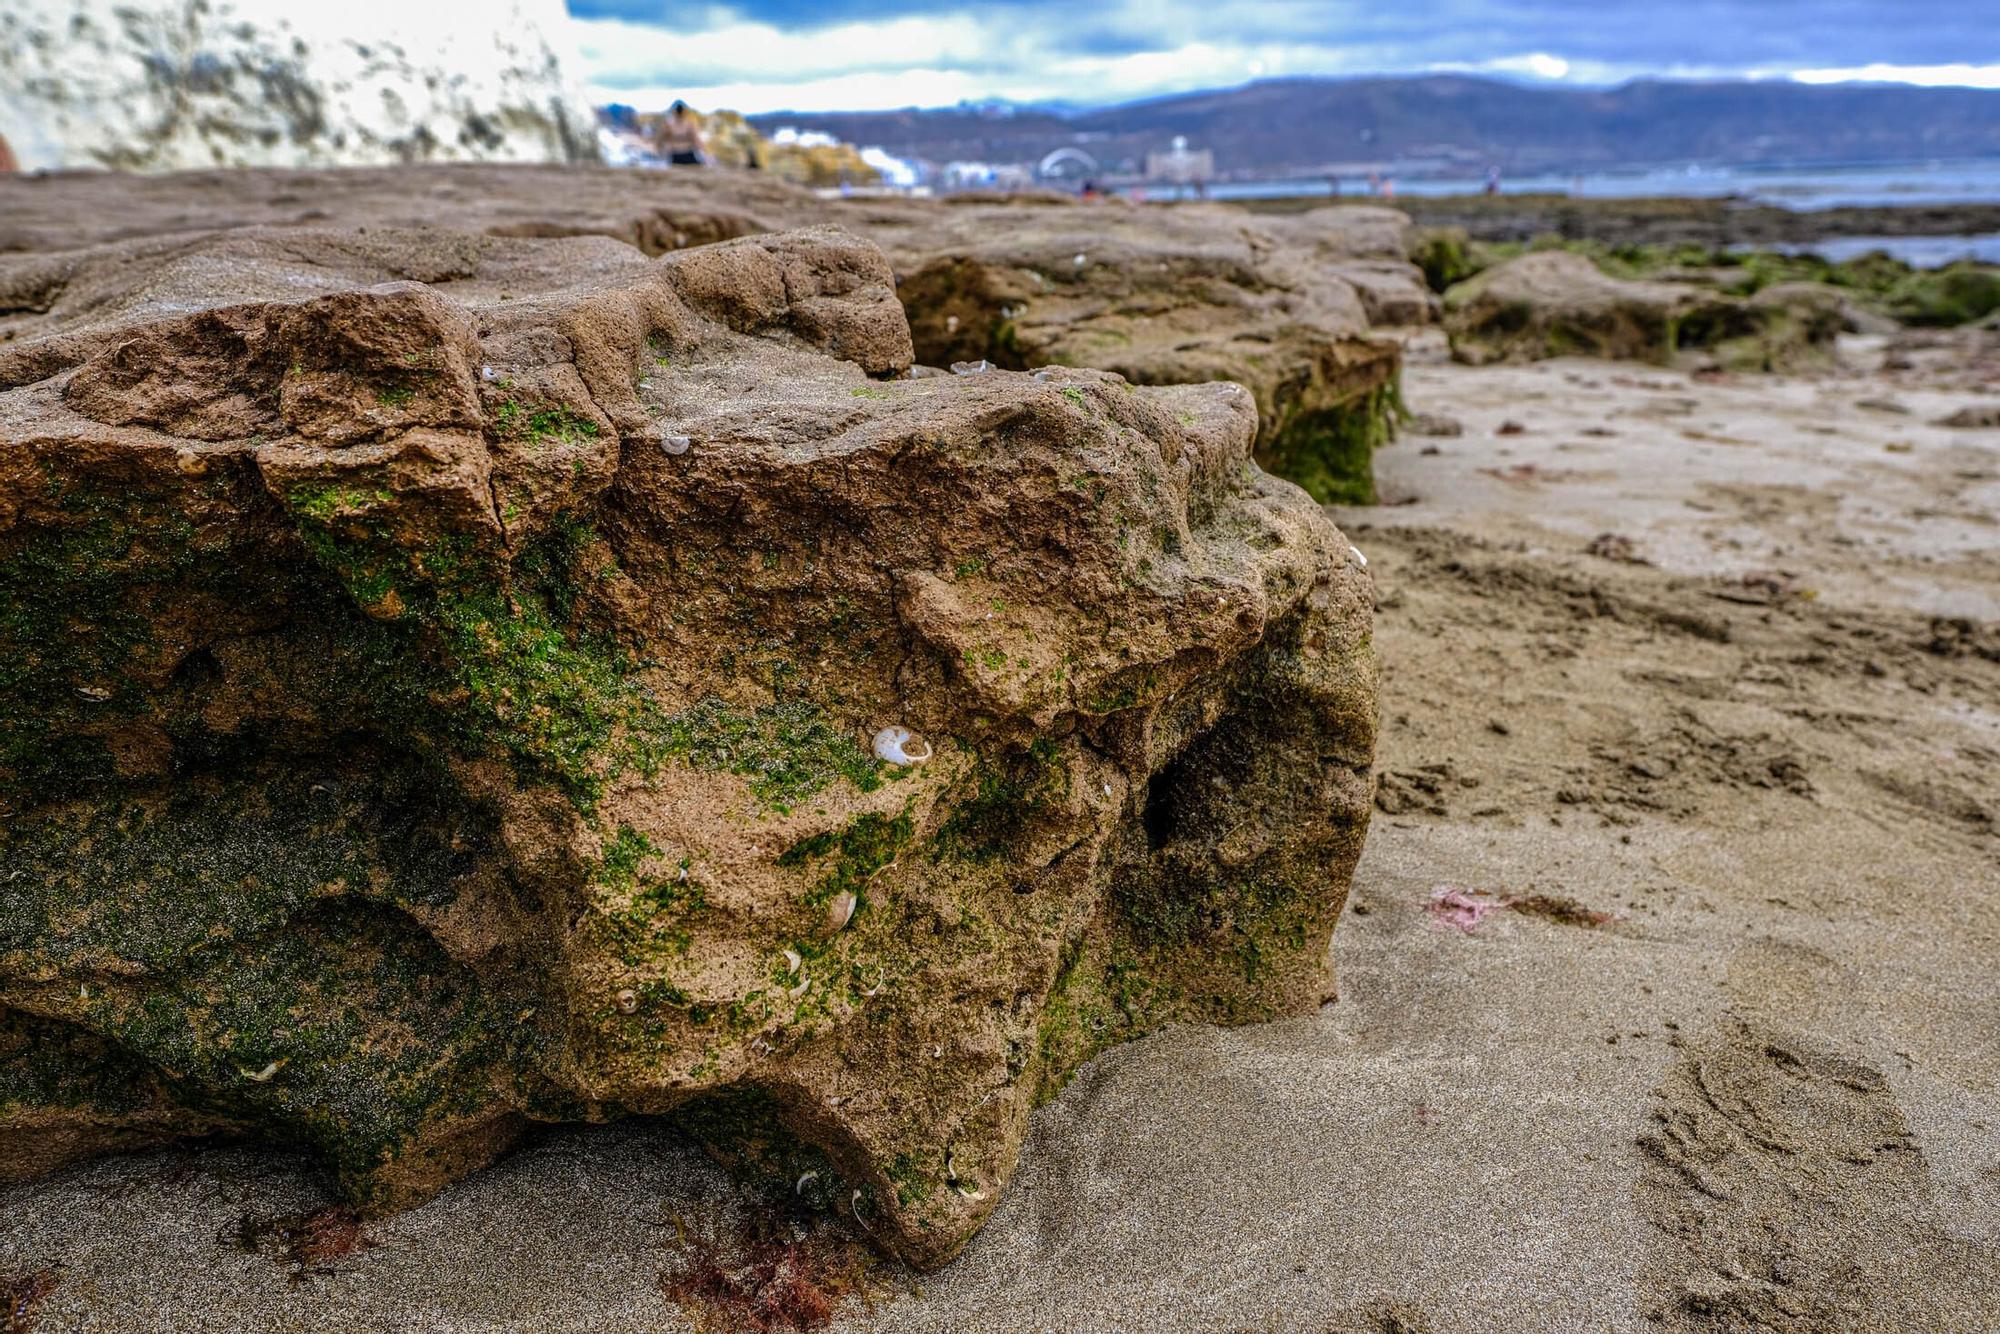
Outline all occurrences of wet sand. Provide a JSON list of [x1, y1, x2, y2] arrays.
[[6, 330, 1997, 1332]]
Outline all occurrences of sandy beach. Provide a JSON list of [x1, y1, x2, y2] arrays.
[[6, 319, 1995, 1331]]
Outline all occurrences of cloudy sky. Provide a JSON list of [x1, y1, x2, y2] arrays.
[[564, 0, 2000, 114]]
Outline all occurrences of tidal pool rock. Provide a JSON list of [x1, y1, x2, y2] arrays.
[[1442, 250, 1839, 371], [0, 222, 1376, 1268]]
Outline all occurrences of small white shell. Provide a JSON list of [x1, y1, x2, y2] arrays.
[[1349, 545, 1369, 569], [659, 432, 692, 456], [826, 890, 858, 932], [240, 1060, 286, 1083], [1073, 253, 1087, 267], [945, 314, 960, 333], [946, 1149, 985, 1200], [796, 1171, 819, 1195], [787, 975, 812, 1001], [480, 364, 499, 382], [782, 947, 802, 975], [616, 988, 639, 1014], [873, 725, 933, 766]]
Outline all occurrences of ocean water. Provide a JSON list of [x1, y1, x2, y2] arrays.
[[1200, 158, 2000, 210], [1174, 159, 2000, 265], [1758, 232, 2000, 265]]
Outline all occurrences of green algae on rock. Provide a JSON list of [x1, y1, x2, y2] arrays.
[[1441, 249, 1843, 370], [0, 221, 1376, 1269]]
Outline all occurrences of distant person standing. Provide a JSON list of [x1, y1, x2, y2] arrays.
[[653, 101, 706, 166]]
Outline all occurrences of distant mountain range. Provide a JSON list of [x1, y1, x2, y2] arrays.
[[748, 76, 2000, 180]]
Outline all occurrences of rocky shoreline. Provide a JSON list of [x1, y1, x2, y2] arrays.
[[3, 165, 1998, 1331]]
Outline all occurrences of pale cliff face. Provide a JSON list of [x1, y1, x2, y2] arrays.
[[0, 0, 603, 171]]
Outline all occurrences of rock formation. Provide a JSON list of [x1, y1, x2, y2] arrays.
[[1, 168, 1427, 506], [0, 221, 1377, 1268], [1441, 250, 1841, 371], [0, 0, 600, 172], [862, 200, 1418, 504]]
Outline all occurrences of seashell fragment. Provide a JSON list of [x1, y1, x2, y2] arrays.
[[480, 364, 499, 382], [872, 725, 933, 766], [946, 1147, 985, 1200], [659, 432, 692, 456], [240, 1059, 287, 1083], [75, 685, 113, 702], [788, 974, 812, 1001], [1349, 545, 1368, 569], [783, 947, 802, 974], [826, 890, 858, 932], [616, 988, 639, 1014]]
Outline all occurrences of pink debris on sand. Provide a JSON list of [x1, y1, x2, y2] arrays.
[[1427, 885, 1509, 932]]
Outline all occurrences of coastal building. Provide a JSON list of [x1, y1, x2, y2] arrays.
[[1145, 135, 1216, 184]]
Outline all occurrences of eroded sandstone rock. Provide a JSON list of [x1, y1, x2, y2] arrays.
[[0, 223, 1376, 1268], [860, 201, 1415, 504], [1442, 250, 1839, 371], [1, 169, 1423, 507]]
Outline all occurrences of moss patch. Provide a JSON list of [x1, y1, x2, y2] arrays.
[[634, 698, 885, 814], [777, 809, 913, 908], [934, 739, 1069, 861], [1263, 381, 1402, 505]]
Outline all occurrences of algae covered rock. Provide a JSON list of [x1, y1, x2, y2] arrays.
[[1442, 250, 1840, 370], [868, 201, 1411, 504], [0, 221, 1376, 1268]]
